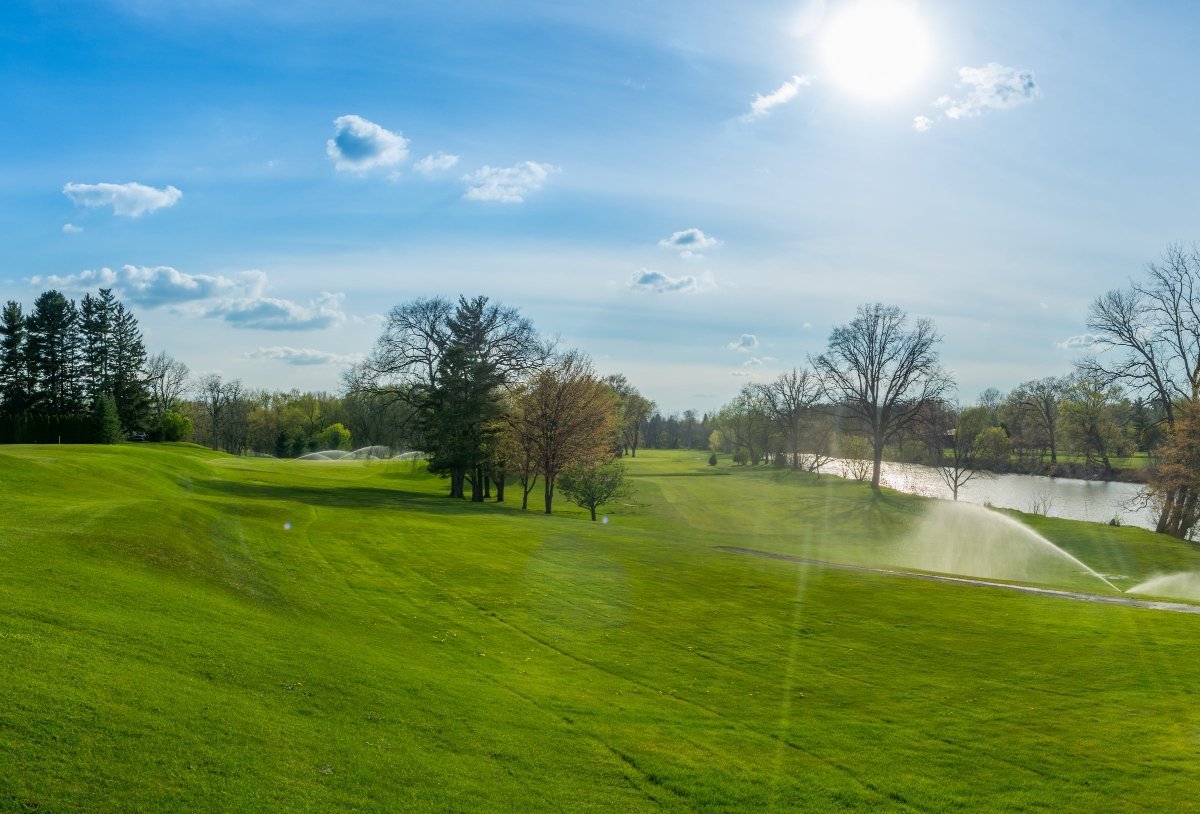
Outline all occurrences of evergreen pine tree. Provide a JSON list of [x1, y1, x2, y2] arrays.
[[0, 300, 31, 413], [110, 301, 150, 432], [26, 290, 84, 415], [79, 289, 117, 403], [93, 393, 122, 444]]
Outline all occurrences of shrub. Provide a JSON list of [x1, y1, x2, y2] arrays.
[[708, 452, 718, 466], [159, 410, 193, 442]]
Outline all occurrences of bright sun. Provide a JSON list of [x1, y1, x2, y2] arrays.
[[820, 0, 933, 101]]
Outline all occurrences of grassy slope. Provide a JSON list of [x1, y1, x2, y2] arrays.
[[2, 446, 1200, 812]]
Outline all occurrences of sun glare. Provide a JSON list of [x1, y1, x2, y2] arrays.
[[820, 0, 933, 101]]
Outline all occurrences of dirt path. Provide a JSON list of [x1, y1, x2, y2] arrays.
[[716, 545, 1200, 615]]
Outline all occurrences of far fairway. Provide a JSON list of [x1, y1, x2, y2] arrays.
[[2, 445, 1200, 812]]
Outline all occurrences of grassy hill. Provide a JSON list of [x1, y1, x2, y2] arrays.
[[3, 445, 1200, 812]]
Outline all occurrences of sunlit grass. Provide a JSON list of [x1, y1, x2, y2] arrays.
[[2, 445, 1200, 811]]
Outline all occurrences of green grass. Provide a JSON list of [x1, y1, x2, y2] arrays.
[[3, 445, 1200, 811]]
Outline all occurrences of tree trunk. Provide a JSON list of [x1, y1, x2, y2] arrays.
[[1156, 487, 1175, 533], [544, 477, 554, 514], [871, 438, 884, 490], [590, 506, 597, 521], [495, 472, 505, 503]]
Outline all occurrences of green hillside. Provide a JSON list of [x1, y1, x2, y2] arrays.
[[3, 445, 1200, 812]]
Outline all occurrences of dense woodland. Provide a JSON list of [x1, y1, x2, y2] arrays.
[[3, 245, 1200, 536]]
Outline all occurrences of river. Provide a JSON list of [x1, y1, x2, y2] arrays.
[[821, 459, 1157, 530]]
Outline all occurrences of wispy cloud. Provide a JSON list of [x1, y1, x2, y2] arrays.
[[727, 333, 759, 352], [743, 75, 812, 121], [30, 265, 345, 331], [63, 182, 181, 217], [62, 223, 83, 234], [742, 357, 765, 367], [414, 152, 460, 175], [916, 64, 1039, 131], [327, 114, 409, 172], [659, 227, 720, 259], [29, 265, 253, 305], [245, 346, 363, 366], [1057, 333, 1103, 351], [463, 161, 558, 203], [208, 291, 346, 331]]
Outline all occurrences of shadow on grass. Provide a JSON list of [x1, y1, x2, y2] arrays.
[[192, 478, 489, 516]]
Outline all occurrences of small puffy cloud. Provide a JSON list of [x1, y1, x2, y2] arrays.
[[934, 64, 1039, 121], [63, 182, 181, 217], [414, 152, 460, 175], [730, 370, 754, 378], [1057, 333, 1103, 351], [209, 291, 346, 331], [727, 334, 759, 352], [463, 161, 558, 203], [912, 115, 934, 132], [627, 268, 698, 294], [327, 114, 409, 172], [659, 227, 721, 259], [744, 75, 812, 120], [62, 223, 83, 234], [246, 346, 363, 366], [742, 357, 765, 367]]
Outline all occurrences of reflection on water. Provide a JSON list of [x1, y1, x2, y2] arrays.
[[821, 459, 1155, 531]]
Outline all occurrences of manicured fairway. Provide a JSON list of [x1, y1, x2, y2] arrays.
[[2, 445, 1200, 812]]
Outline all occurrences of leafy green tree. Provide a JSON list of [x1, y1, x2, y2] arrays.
[[315, 422, 352, 451], [159, 410, 193, 442], [972, 426, 1013, 470], [558, 460, 631, 521]]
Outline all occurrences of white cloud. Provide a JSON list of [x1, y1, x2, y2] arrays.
[[29, 265, 345, 331], [326, 114, 409, 172], [62, 223, 83, 234], [730, 370, 754, 378], [209, 291, 346, 331], [1057, 333, 1103, 351], [912, 115, 934, 132], [245, 346, 363, 366], [727, 333, 759, 352], [63, 182, 181, 217], [627, 268, 699, 294], [414, 152, 460, 175], [31, 265, 255, 306], [744, 75, 812, 120], [463, 161, 558, 203], [935, 64, 1039, 121], [742, 357, 765, 367], [659, 228, 721, 259]]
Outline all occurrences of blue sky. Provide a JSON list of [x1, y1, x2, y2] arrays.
[[2, 0, 1198, 413]]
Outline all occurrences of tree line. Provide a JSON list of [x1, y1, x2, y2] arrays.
[[344, 295, 648, 517], [703, 244, 1200, 541], [0, 289, 161, 442]]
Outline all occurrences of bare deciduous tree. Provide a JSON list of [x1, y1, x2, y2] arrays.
[[145, 351, 190, 423], [509, 351, 616, 514], [812, 303, 952, 490], [1081, 244, 1200, 536], [755, 367, 822, 470]]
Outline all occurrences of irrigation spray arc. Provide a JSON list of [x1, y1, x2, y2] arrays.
[[889, 502, 1121, 592]]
